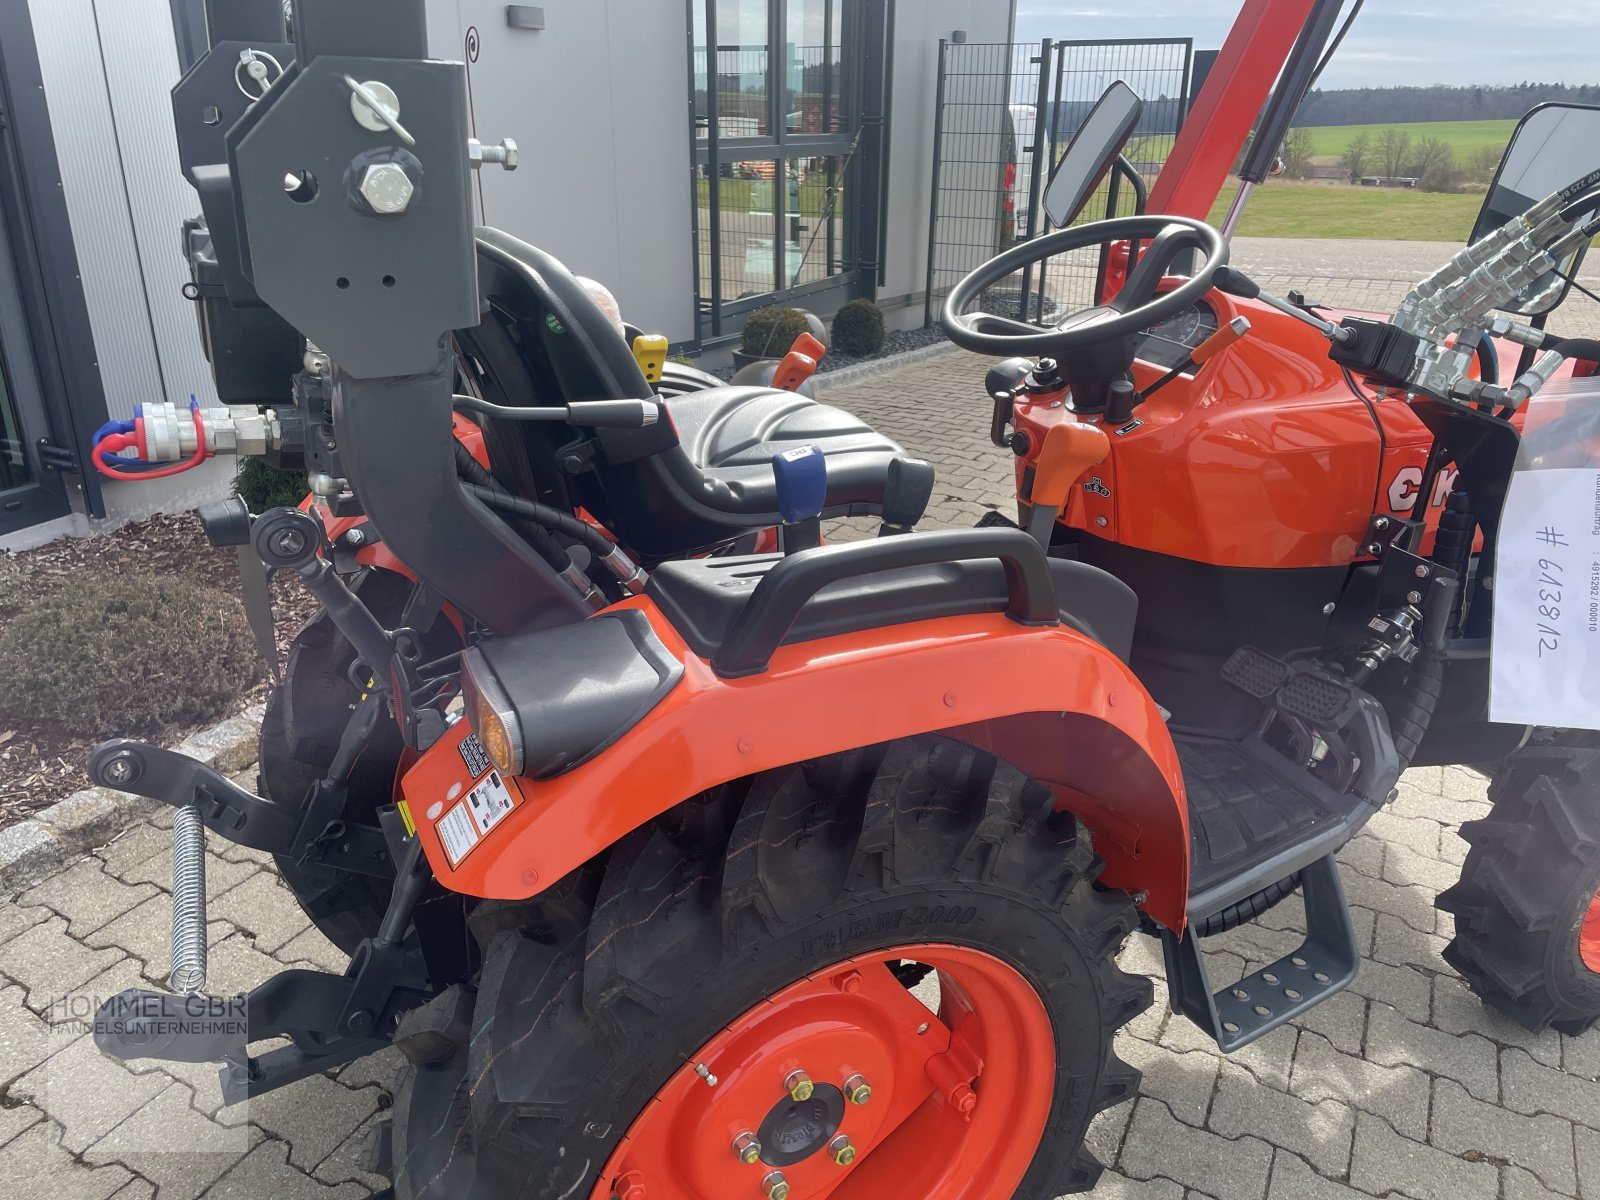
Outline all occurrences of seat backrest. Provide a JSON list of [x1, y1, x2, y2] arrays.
[[460, 232, 759, 558]]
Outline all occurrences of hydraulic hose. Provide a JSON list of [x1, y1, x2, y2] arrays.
[[461, 481, 615, 560], [1387, 480, 1476, 772], [1390, 649, 1444, 772], [1432, 485, 1475, 634], [452, 444, 570, 571]]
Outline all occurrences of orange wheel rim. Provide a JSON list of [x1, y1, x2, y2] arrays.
[[1582, 888, 1600, 974], [591, 943, 1056, 1200]]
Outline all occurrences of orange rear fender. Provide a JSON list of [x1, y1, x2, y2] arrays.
[[402, 600, 1193, 930]]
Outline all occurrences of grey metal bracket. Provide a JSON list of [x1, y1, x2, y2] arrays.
[[229, 55, 480, 378]]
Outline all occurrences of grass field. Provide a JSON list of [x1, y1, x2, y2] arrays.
[[1299, 119, 1516, 161], [1204, 182, 1481, 241]]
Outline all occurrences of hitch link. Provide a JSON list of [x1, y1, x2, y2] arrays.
[[170, 805, 210, 994]]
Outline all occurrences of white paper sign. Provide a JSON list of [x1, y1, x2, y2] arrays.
[[1490, 465, 1600, 729]]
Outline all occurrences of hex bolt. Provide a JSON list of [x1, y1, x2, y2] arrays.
[[359, 163, 414, 215], [345, 528, 367, 547], [614, 1171, 646, 1200], [731, 1131, 762, 1166], [103, 752, 142, 787], [828, 1134, 857, 1166], [842, 1073, 872, 1105], [468, 137, 520, 171], [269, 528, 307, 558], [1414, 564, 1429, 578], [834, 970, 864, 994], [762, 1171, 790, 1200], [784, 1069, 814, 1102], [1406, 590, 1422, 605]]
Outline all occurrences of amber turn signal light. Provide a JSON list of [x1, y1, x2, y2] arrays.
[[460, 647, 524, 777]]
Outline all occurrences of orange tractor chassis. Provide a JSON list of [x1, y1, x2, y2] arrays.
[[74, 0, 1600, 1197]]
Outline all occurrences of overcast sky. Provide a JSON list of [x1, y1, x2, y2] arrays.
[[1013, 2, 1600, 90]]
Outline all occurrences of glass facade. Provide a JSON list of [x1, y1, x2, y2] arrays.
[[691, 0, 863, 341], [0, 365, 30, 492]]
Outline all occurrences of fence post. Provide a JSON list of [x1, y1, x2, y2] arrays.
[[922, 38, 948, 329], [1017, 38, 1053, 320]]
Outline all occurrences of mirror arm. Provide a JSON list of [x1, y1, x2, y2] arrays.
[[1113, 156, 1148, 216]]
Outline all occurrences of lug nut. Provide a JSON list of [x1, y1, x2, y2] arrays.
[[784, 1069, 814, 1102], [731, 1131, 762, 1165], [829, 1134, 856, 1166], [843, 1073, 872, 1105], [762, 1171, 790, 1200]]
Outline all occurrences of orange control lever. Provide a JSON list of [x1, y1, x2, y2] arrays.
[[1025, 420, 1110, 547], [772, 332, 827, 391], [1190, 315, 1252, 366], [1031, 421, 1110, 509]]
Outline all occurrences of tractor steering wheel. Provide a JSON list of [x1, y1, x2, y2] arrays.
[[942, 215, 1228, 359]]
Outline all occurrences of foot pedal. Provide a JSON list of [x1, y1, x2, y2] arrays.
[[1222, 647, 1358, 726], [1161, 854, 1359, 1052]]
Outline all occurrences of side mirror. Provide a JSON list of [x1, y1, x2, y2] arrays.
[[1042, 80, 1144, 229], [1472, 102, 1600, 315]]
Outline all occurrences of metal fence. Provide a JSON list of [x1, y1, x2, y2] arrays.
[[923, 37, 1193, 328]]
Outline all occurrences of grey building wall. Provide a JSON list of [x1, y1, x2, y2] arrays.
[[26, 0, 220, 421], [19, 0, 233, 537], [881, 0, 1016, 319], [426, 0, 699, 343]]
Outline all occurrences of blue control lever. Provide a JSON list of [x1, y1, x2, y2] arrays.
[[772, 444, 827, 553]]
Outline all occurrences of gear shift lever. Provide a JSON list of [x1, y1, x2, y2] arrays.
[[772, 444, 828, 554]]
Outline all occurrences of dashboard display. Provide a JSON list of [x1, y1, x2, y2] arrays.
[[1136, 302, 1219, 372]]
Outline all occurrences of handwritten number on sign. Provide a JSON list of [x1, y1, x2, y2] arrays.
[[1537, 554, 1565, 658]]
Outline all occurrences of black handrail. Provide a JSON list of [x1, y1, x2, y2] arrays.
[[712, 527, 1060, 678]]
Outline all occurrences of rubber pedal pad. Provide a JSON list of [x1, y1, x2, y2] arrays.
[[1276, 671, 1355, 727], [1221, 647, 1290, 699]]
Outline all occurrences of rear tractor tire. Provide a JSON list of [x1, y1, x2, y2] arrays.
[[260, 572, 460, 954], [1440, 733, 1600, 1034], [385, 735, 1151, 1200]]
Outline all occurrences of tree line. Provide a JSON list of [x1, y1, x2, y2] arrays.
[[1278, 127, 1501, 193], [1295, 82, 1600, 127]]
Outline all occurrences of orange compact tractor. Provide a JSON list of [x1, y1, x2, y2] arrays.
[[84, 0, 1600, 1196]]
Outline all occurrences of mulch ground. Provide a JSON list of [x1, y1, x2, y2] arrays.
[[0, 513, 317, 826]]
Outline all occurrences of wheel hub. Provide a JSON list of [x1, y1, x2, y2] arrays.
[[592, 943, 1055, 1200], [756, 1085, 845, 1166]]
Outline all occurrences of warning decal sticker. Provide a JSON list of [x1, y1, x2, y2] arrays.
[[437, 803, 480, 867], [436, 771, 521, 869]]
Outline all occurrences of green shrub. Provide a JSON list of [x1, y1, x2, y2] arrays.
[[234, 458, 309, 512], [740, 306, 812, 357], [831, 298, 886, 357], [0, 574, 259, 739]]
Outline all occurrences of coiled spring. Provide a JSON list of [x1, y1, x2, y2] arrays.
[[170, 805, 209, 994]]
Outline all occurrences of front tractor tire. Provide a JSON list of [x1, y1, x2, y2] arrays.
[[387, 735, 1151, 1200], [1440, 734, 1600, 1034]]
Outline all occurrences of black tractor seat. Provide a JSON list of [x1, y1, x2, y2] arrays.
[[659, 385, 905, 516], [458, 228, 905, 559]]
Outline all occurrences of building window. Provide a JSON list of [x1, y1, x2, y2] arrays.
[[691, 0, 863, 343]]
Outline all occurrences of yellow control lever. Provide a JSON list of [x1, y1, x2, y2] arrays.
[[632, 334, 669, 385]]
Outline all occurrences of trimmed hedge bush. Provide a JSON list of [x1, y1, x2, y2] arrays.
[[234, 458, 309, 513], [740, 306, 813, 357], [0, 574, 259, 739], [831, 298, 885, 357]]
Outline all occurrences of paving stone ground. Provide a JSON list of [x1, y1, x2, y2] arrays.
[[5, 243, 1600, 1198]]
